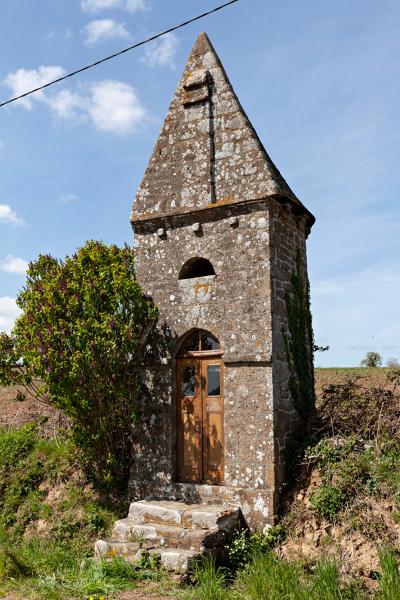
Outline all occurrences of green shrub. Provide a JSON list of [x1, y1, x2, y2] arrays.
[[310, 484, 346, 519], [0, 241, 158, 488], [227, 526, 285, 570], [0, 424, 36, 470]]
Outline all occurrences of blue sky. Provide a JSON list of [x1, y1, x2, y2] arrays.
[[0, 0, 399, 367]]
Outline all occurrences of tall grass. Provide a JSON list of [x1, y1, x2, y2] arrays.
[[234, 553, 345, 600], [182, 552, 375, 600], [186, 556, 229, 600], [0, 537, 160, 599], [377, 549, 400, 600]]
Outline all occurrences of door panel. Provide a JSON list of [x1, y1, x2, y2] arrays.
[[202, 359, 224, 483], [177, 357, 224, 484], [177, 359, 202, 482]]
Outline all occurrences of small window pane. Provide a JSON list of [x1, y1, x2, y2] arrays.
[[182, 367, 195, 396], [201, 334, 219, 351], [181, 333, 200, 353], [208, 365, 220, 396]]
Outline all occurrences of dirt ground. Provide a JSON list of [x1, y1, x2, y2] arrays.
[[119, 589, 178, 600], [1, 369, 391, 432], [0, 384, 68, 435], [314, 367, 392, 398]]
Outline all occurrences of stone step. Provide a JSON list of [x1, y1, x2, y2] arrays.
[[95, 500, 244, 573], [127, 500, 240, 530], [95, 539, 200, 573], [111, 518, 225, 550]]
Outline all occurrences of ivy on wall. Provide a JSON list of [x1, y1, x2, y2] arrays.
[[283, 249, 315, 427]]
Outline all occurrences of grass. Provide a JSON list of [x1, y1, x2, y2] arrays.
[[0, 537, 164, 599], [181, 551, 400, 600], [2, 368, 400, 599], [0, 424, 166, 599]]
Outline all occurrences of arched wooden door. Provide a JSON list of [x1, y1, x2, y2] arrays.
[[176, 331, 224, 484]]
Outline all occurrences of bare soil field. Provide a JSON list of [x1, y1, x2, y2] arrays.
[[315, 367, 393, 398], [1, 368, 391, 432], [0, 384, 67, 434]]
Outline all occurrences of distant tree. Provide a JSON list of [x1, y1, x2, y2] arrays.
[[0, 241, 158, 489], [360, 351, 382, 368], [386, 357, 400, 368]]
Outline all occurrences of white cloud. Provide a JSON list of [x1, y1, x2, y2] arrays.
[[48, 89, 85, 120], [141, 33, 178, 69], [46, 30, 73, 41], [3, 66, 147, 136], [81, 0, 147, 13], [0, 204, 24, 226], [58, 193, 79, 204], [0, 297, 21, 333], [48, 81, 146, 135], [83, 19, 129, 46], [3, 66, 66, 109], [0, 255, 28, 275], [49, 81, 146, 135], [85, 80, 146, 134]]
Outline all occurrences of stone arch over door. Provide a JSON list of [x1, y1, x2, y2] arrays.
[[176, 330, 224, 485]]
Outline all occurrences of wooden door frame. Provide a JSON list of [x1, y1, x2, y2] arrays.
[[176, 354, 224, 484]]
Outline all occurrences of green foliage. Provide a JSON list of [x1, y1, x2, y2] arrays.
[[304, 433, 400, 521], [0, 423, 36, 469], [183, 553, 368, 600], [0, 241, 158, 487], [309, 485, 347, 519], [0, 426, 120, 540], [283, 249, 315, 425], [235, 553, 350, 600], [227, 526, 286, 570], [0, 538, 162, 599], [360, 352, 383, 368], [185, 557, 229, 600], [0, 425, 164, 599], [377, 549, 400, 600]]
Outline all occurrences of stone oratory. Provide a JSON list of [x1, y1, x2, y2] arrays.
[[96, 33, 315, 571]]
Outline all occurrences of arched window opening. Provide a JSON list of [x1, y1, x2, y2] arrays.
[[178, 330, 221, 356], [179, 257, 215, 280]]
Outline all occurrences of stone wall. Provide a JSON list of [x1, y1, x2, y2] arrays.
[[134, 202, 273, 364], [269, 197, 312, 497], [129, 198, 311, 529], [130, 201, 280, 528]]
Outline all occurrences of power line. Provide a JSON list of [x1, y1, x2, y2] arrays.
[[0, 0, 239, 109]]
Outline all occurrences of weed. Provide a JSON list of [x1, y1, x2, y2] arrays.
[[310, 484, 346, 519], [226, 526, 286, 570], [185, 556, 228, 600], [377, 548, 400, 600], [0, 425, 161, 599]]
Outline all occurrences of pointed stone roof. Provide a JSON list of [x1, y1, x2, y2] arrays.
[[131, 32, 314, 226]]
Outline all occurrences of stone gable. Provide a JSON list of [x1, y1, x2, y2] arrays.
[[131, 32, 314, 226]]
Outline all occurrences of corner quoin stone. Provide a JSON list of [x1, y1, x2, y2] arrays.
[[129, 32, 315, 530]]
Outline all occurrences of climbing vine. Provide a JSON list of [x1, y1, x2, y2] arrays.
[[283, 249, 315, 427]]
